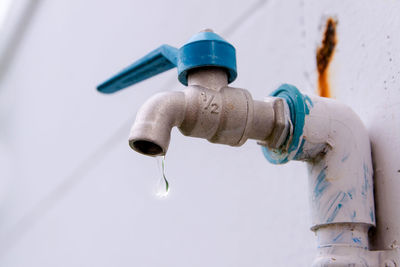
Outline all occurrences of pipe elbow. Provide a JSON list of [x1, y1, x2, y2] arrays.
[[129, 91, 186, 156], [301, 97, 375, 229], [262, 85, 375, 229]]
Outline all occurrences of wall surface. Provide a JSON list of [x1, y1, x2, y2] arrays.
[[0, 0, 398, 266]]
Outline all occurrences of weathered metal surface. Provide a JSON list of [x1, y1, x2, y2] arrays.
[[129, 68, 285, 156]]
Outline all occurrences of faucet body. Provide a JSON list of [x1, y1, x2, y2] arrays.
[[129, 68, 290, 156]]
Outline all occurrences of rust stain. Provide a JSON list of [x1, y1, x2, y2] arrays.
[[316, 18, 337, 98]]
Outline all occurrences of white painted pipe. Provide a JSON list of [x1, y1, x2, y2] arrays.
[[300, 95, 375, 229], [263, 84, 376, 265]]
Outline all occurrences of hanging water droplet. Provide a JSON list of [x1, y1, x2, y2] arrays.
[[155, 155, 169, 198]]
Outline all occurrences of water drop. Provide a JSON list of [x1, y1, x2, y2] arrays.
[[155, 156, 169, 198]]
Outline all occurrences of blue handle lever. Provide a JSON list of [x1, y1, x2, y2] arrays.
[[97, 30, 237, 94], [97, 45, 178, 94]]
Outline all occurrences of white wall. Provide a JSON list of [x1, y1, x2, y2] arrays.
[[0, 0, 398, 266]]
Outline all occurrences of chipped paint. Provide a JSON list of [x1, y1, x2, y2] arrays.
[[316, 18, 337, 98]]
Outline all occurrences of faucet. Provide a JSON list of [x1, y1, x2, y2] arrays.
[[128, 67, 289, 156], [98, 30, 289, 156], [97, 30, 398, 266]]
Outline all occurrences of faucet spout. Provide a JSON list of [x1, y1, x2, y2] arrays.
[[129, 91, 186, 156]]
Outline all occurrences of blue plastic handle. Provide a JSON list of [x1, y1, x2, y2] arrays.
[[97, 31, 237, 94], [97, 45, 178, 94]]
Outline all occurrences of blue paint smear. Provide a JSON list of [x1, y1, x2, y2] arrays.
[[262, 85, 309, 164], [333, 231, 344, 242], [327, 203, 343, 223], [347, 188, 355, 200], [326, 192, 347, 223], [352, 237, 362, 244], [326, 192, 343, 214], [293, 139, 306, 160], [362, 162, 370, 198], [304, 94, 314, 113], [351, 211, 357, 221], [262, 147, 290, 164], [314, 167, 330, 200], [370, 208, 375, 223], [341, 154, 349, 162]]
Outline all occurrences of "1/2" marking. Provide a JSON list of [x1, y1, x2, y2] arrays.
[[201, 92, 219, 114]]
